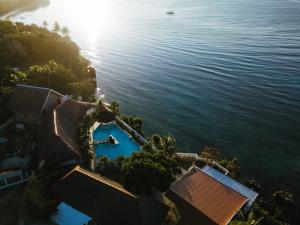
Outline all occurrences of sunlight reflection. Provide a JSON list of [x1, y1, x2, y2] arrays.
[[60, 0, 118, 49]]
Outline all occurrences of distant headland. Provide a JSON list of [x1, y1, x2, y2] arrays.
[[0, 0, 49, 16]]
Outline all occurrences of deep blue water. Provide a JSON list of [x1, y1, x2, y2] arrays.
[[8, 0, 300, 193], [93, 123, 140, 159]]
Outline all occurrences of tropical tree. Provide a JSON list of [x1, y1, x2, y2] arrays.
[[133, 116, 143, 131], [162, 135, 176, 154], [61, 26, 69, 36], [151, 134, 163, 149], [42, 20, 48, 29], [26, 60, 75, 94], [95, 99, 105, 113], [230, 211, 263, 225], [110, 101, 120, 115], [121, 151, 179, 195], [199, 146, 222, 161], [53, 21, 60, 33]]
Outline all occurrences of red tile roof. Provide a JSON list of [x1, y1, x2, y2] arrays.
[[167, 170, 248, 225]]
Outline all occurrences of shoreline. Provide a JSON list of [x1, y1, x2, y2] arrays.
[[0, 0, 49, 18]]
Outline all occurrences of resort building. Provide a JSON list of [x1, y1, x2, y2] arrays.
[[6, 84, 92, 168], [7, 84, 62, 124], [55, 165, 168, 225], [165, 165, 258, 225], [38, 99, 90, 168]]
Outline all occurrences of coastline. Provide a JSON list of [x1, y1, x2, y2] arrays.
[[0, 0, 49, 18]]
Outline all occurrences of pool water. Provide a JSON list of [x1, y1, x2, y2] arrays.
[[93, 123, 140, 159]]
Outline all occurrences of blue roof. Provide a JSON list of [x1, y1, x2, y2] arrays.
[[51, 202, 92, 225], [201, 165, 258, 208]]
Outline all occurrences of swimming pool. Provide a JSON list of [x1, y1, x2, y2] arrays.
[[93, 123, 140, 159]]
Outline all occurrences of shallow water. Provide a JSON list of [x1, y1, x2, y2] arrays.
[[9, 0, 300, 193]]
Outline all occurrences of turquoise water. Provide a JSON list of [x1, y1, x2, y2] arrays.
[[93, 124, 140, 159], [8, 0, 300, 194]]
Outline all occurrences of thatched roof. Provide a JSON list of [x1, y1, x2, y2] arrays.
[[7, 84, 62, 115], [38, 99, 90, 167], [55, 166, 168, 225]]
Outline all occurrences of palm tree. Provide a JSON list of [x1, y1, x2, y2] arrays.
[[61, 26, 69, 36], [53, 21, 60, 33], [133, 117, 143, 131], [96, 99, 105, 113], [151, 134, 163, 149], [42, 20, 48, 29], [110, 101, 119, 115], [162, 135, 176, 154]]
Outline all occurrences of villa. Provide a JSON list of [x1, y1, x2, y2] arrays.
[[54, 165, 168, 225], [7, 84, 63, 125], [165, 165, 258, 225], [38, 98, 91, 168], [6, 84, 92, 168]]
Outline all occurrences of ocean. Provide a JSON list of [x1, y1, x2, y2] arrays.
[[8, 0, 300, 194]]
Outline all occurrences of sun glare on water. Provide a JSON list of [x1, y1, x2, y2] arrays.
[[56, 0, 119, 48]]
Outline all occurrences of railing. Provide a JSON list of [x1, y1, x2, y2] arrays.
[[175, 152, 229, 175], [116, 116, 148, 145], [0, 170, 34, 190], [175, 152, 198, 158]]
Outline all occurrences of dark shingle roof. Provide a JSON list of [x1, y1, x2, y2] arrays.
[[56, 166, 168, 225], [7, 84, 51, 115], [56, 166, 140, 225], [38, 99, 90, 166], [54, 99, 90, 154]]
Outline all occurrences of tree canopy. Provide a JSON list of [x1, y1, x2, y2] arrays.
[[0, 20, 96, 122]]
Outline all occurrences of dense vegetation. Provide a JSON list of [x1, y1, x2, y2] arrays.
[[96, 151, 180, 195], [0, 0, 49, 16], [0, 20, 96, 122]]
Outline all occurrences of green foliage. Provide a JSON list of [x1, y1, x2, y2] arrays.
[[0, 20, 96, 103], [52, 21, 60, 33], [26, 60, 75, 94], [151, 134, 163, 149], [95, 151, 180, 195], [0, 66, 27, 121], [109, 101, 120, 115], [121, 151, 179, 195], [230, 210, 264, 225], [0, 20, 95, 82], [199, 146, 222, 161], [42, 20, 48, 28], [162, 135, 176, 154], [121, 114, 144, 136], [148, 134, 176, 154], [24, 176, 56, 219], [78, 114, 95, 164], [0, 0, 49, 16]]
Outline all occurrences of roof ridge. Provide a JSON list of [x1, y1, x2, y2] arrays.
[[52, 110, 81, 158], [16, 84, 63, 97], [16, 84, 51, 91], [173, 170, 248, 200], [60, 166, 137, 199]]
